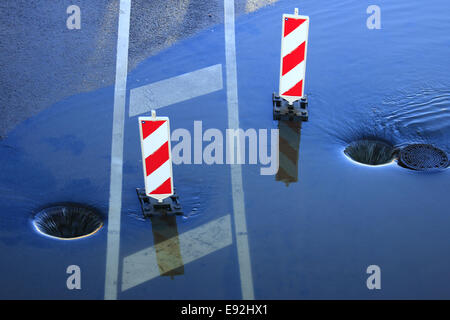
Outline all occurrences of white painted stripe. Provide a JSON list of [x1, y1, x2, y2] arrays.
[[142, 121, 168, 158], [129, 64, 223, 117], [121, 215, 233, 291], [224, 0, 255, 300], [104, 0, 131, 300], [146, 160, 171, 193], [280, 60, 305, 94], [282, 21, 308, 56]]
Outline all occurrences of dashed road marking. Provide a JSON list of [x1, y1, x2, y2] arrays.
[[129, 64, 223, 117]]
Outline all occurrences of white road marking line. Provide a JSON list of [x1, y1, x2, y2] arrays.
[[104, 0, 131, 300], [121, 215, 233, 291], [224, 0, 255, 300], [129, 64, 223, 117]]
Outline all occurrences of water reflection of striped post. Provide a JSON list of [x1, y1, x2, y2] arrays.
[[276, 120, 302, 186], [150, 215, 184, 279]]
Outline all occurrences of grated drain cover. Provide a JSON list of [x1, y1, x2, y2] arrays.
[[399, 144, 448, 171]]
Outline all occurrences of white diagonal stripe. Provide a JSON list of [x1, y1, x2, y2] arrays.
[[121, 215, 233, 291], [282, 20, 308, 57], [146, 159, 171, 192], [280, 60, 305, 95], [143, 121, 168, 158], [129, 64, 223, 117]]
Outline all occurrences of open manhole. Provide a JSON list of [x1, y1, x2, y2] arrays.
[[344, 140, 396, 166], [399, 144, 449, 171], [33, 204, 103, 240]]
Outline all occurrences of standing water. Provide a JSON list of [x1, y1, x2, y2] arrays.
[[0, 0, 449, 299]]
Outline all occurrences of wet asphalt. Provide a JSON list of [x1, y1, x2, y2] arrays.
[[0, 0, 277, 137]]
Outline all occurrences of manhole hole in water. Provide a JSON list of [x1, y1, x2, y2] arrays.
[[344, 140, 396, 166], [33, 204, 103, 240], [399, 144, 448, 171]]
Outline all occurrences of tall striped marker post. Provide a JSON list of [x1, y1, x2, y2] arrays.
[[136, 110, 182, 216], [273, 8, 310, 122]]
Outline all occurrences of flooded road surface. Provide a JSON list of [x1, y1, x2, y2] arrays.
[[0, 0, 449, 299]]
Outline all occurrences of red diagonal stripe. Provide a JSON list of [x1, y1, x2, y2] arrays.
[[282, 80, 303, 97], [150, 177, 172, 194], [284, 18, 307, 37], [145, 141, 170, 176], [142, 120, 165, 140], [282, 41, 305, 75]]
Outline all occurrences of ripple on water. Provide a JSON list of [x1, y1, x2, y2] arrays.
[[381, 86, 450, 152]]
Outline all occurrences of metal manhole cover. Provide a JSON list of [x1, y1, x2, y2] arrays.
[[399, 144, 449, 171]]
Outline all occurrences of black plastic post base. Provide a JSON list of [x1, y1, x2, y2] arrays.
[[273, 93, 308, 121], [136, 188, 183, 217]]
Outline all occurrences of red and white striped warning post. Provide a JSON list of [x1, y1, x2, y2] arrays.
[[138, 110, 174, 202], [279, 8, 310, 105]]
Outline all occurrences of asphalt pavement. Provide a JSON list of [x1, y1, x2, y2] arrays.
[[0, 0, 278, 137]]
